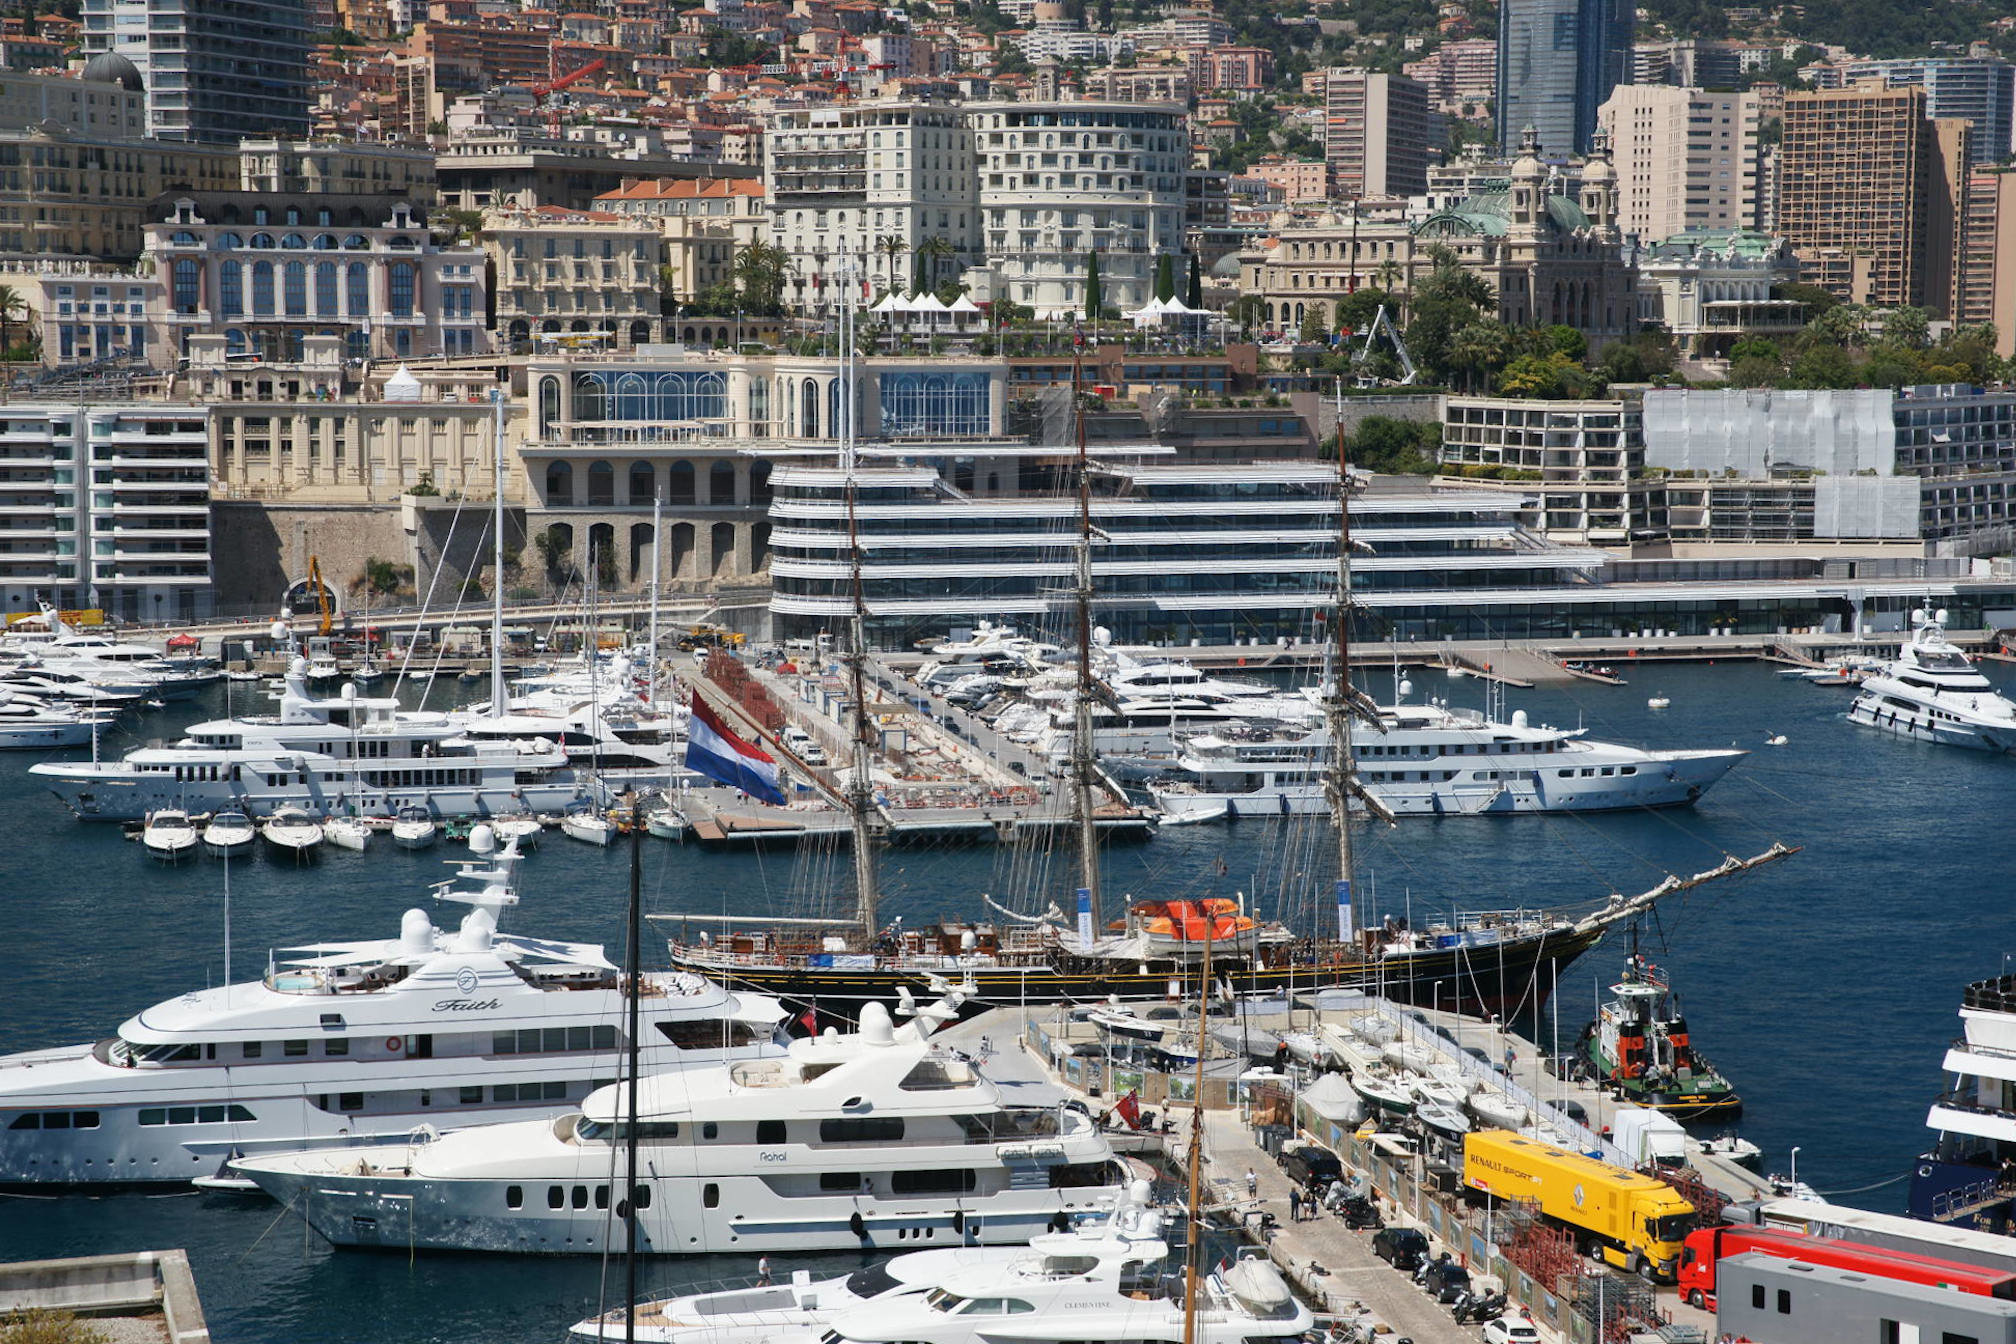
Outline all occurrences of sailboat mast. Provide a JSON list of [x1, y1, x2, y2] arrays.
[[1180, 921, 1212, 1344], [1070, 340, 1101, 937], [841, 269, 880, 942], [489, 387, 507, 720], [622, 790, 642, 1344], [1325, 425, 1359, 946], [648, 492, 663, 709]]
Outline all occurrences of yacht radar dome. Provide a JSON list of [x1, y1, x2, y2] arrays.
[[468, 823, 496, 854], [400, 908, 435, 955], [858, 1002, 895, 1045]]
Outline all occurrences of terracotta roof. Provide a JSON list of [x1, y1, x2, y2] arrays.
[[595, 177, 765, 201]]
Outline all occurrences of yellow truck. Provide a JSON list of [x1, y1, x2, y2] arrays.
[[1462, 1130, 1695, 1282]]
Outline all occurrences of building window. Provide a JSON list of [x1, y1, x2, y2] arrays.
[[284, 262, 307, 317], [315, 262, 337, 316], [251, 261, 274, 316], [346, 263, 369, 317], [219, 261, 243, 318], [172, 259, 200, 316], [587, 460, 614, 506], [388, 263, 415, 318], [880, 372, 989, 437]]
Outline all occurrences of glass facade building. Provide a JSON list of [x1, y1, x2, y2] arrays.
[[1497, 0, 1633, 157]]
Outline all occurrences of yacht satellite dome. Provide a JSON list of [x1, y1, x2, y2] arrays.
[[468, 822, 496, 854], [400, 908, 434, 954], [1128, 1176, 1153, 1205], [1913, 608, 1926, 624], [1512, 709, 1528, 728], [270, 620, 290, 642], [290, 656, 310, 678], [1093, 626, 1112, 647], [1938, 608, 1950, 625], [458, 908, 495, 951], [1399, 678, 1412, 699], [342, 682, 357, 700], [858, 1002, 895, 1045], [960, 929, 976, 952]]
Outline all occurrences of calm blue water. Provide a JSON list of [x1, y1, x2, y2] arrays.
[[0, 661, 2009, 1341]]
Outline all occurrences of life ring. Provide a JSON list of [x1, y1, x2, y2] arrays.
[[386, 1036, 404, 1052]]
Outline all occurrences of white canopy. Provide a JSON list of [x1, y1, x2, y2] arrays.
[[947, 295, 982, 313], [1300, 1071, 1367, 1123], [910, 292, 949, 312], [869, 292, 904, 314]]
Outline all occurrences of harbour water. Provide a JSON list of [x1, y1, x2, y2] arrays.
[[0, 659, 2010, 1341]]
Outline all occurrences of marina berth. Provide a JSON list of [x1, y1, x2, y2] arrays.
[[1850, 606, 2016, 753], [0, 837, 787, 1186], [230, 987, 1129, 1254]]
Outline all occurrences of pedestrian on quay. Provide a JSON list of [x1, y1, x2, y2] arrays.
[[1246, 1167, 1258, 1199], [1288, 1188, 1302, 1222]]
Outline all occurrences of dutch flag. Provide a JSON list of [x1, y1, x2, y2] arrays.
[[685, 697, 787, 806]]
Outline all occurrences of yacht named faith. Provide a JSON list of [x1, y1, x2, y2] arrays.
[[0, 835, 788, 1185], [1850, 607, 2016, 753], [232, 988, 1126, 1254]]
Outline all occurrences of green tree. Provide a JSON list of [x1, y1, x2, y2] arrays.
[[1348, 415, 1440, 474], [1775, 281, 1840, 318], [1448, 320, 1513, 393], [1186, 253, 1203, 309], [1880, 305, 1931, 351], [1299, 305, 1331, 344], [1083, 251, 1102, 323], [1154, 253, 1176, 302], [1334, 287, 1389, 336], [0, 284, 25, 358], [1784, 342, 1859, 389], [875, 234, 909, 292], [1226, 293, 1267, 337], [914, 234, 956, 294], [1497, 351, 1584, 399], [1543, 325, 1587, 361], [532, 527, 573, 583]]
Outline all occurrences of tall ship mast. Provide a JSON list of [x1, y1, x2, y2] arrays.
[[1070, 337, 1102, 952]]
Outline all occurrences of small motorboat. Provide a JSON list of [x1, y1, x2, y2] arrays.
[[391, 804, 439, 850], [351, 657, 386, 685], [1697, 1132, 1764, 1170], [142, 808, 200, 862], [1765, 733, 1787, 746], [201, 809, 257, 857], [1467, 1089, 1529, 1131], [560, 805, 615, 846], [1415, 1100, 1472, 1142], [1351, 1069, 1416, 1117], [491, 812, 543, 849], [261, 806, 325, 861], [324, 815, 371, 852], [1646, 697, 1671, 710]]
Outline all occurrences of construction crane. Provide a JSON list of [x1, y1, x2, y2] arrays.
[[305, 556, 332, 637], [531, 59, 606, 128], [1352, 304, 1417, 387]]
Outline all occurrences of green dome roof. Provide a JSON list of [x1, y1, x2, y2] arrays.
[[1413, 190, 1590, 239]]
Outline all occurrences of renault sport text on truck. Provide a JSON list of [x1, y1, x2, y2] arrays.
[[1462, 1131, 1695, 1282]]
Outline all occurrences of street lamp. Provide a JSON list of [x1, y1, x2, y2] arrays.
[[1790, 1146, 1801, 1190]]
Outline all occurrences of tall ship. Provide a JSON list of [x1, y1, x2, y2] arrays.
[[231, 986, 1128, 1254], [0, 834, 788, 1186], [1150, 693, 1744, 821], [1850, 606, 2016, 752], [1908, 970, 2016, 1229], [1579, 945, 1741, 1123]]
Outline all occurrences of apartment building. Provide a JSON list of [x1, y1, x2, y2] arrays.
[[1083, 64, 1193, 105], [1962, 169, 2016, 356], [1841, 57, 2016, 164], [0, 403, 211, 622], [481, 205, 663, 348], [0, 65, 147, 136], [594, 178, 767, 308], [238, 140, 438, 207], [1324, 69, 1443, 200], [1402, 38, 1497, 116], [1438, 396, 1655, 542], [81, 0, 312, 143], [1598, 85, 1764, 239], [1779, 83, 1971, 317]]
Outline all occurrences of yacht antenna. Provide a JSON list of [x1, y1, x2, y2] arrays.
[[1070, 335, 1101, 944], [1180, 916, 1212, 1344], [840, 265, 880, 942], [489, 386, 507, 720], [622, 786, 643, 1344], [1324, 425, 1359, 950], [647, 492, 663, 710]]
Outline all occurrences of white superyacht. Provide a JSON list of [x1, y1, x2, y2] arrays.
[[1849, 606, 2016, 752], [572, 1180, 1311, 1344], [1153, 687, 1744, 819], [232, 988, 1126, 1255], [0, 835, 788, 1185]]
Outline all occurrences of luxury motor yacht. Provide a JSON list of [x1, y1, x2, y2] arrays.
[[29, 658, 582, 822], [0, 836, 788, 1185], [1909, 970, 2016, 1228], [231, 988, 1126, 1254], [1850, 607, 2016, 753], [571, 1179, 1312, 1344], [1152, 695, 1744, 820]]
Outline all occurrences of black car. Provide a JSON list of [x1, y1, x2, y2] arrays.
[[1420, 1258, 1472, 1304], [1280, 1142, 1343, 1189], [1371, 1227, 1431, 1271]]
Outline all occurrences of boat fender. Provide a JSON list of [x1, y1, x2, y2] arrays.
[[850, 1212, 868, 1239], [951, 1210, 965, 1235], [387, 1037, 403, 1051]]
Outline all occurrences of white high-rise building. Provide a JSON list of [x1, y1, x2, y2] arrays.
[[80, 0, 311, 144], [1598, 84, 1765, 240]]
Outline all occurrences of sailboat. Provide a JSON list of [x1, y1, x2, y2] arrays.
[[658, 316, 1794, 1017]]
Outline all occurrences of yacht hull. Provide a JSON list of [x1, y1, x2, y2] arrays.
[[1849, 697, 2016, 753], [32, 772, 589, 823], [668, 921, 1609, 1021]]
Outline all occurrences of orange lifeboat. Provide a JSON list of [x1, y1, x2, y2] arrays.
[[1131, 898, 1256, 944]]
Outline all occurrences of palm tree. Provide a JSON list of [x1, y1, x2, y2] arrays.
[[732, 241, 792, 317], [0, 285, 25, 359], [875, 234, 909, 292], [1373, 258, 1405, 315], [914, 235, 956, 294]]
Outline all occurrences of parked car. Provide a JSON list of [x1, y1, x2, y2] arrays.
[[1280, 1141, 1343, 1189], [1420, 1258, 1471, 1304], [1371, 1227, 1430, 1271], [1481, 1317, 1542, 1344]]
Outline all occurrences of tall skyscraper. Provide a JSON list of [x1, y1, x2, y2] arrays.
[[81, 0, 311, 143], [1598, 85, 1766, 241], [1497, 0, 1632, 158], [1779, 82, 1972, 317], [1324, 70, 1444, 199], [1841, 57, 2016, 165]]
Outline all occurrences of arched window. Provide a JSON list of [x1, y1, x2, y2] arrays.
[[388, 262, 416, 318], [219, 261, 243, 318], [709, 522, 737, 578], [346, 262, 369, 316], [312, 234, 338, 250], [666, 522, 695, 579], [749, 461, 773, 505], [708, 460, 736, 506], [629, 319, 651, 346], [545, 461, 574, 505], [587, 460, 614, 507], [250, 261, 274, 315], [342, 234, 369, 250], [314, 262, 337, 315], [629, 522, 655, 582], [224, 328, 246, 355], [283, 261, 307, 316], [538, 376, 560, 439], [614, 372, 648, 420], [249, 232, 276, 249], [800, 377, 819, 439], [216, 232, 243, 251], [573, 373, 605, 421], [588, 522, 616, 586], [628, 461, 655, 505], [828, 379, 844, 442], [280, 233, 306, 249], [667, 460, 695, 505]]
